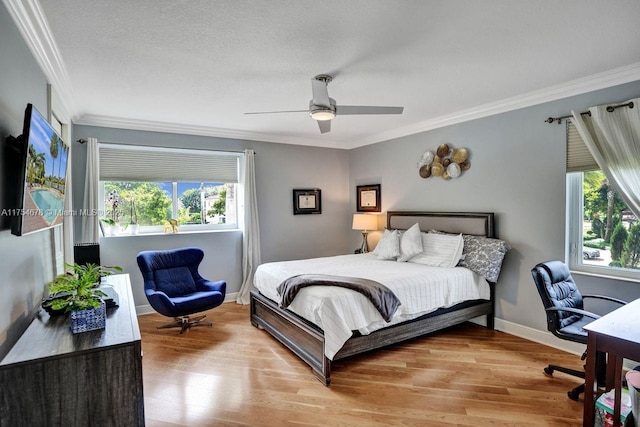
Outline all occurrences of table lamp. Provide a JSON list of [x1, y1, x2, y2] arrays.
[[352, 214, 378, 253]]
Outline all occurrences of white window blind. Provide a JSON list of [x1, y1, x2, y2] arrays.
[[566, 119, 598, 173], [99, 143, 240, 183]]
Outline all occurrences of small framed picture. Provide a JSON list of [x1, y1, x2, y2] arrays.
[[357, 184, 381, 212], [293, 188, 322, 215]]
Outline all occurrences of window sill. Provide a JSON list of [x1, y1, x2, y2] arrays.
[[100, 228, 240, 239], [570, 268, 640, 284]]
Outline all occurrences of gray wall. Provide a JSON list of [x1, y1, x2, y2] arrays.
[[0, 3, 58, 358], [3, 0, 640, 358], [72, 125, 351, 307], [349, 80, 640, 332]]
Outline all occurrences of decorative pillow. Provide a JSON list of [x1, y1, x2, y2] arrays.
[[397, 223, 423, 262], [409, 232, 464, 268], [154, 266, 197, 298], [372, 229, 401, 260], [458, 235, 511, 283]]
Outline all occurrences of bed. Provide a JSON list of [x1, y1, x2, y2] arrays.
[[250, 211, 502, 385]]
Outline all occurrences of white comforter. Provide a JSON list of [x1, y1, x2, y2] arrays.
[[254, 253, 490, 360]]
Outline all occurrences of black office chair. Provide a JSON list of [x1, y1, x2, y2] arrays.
[[531, 260, 627, 400]]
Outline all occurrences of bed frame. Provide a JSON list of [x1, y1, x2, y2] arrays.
[[250, 211, 497, 385]]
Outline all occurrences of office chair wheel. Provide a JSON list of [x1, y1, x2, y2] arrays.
[[567, 385, 583, 401]]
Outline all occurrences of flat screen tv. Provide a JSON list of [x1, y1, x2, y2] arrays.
[[9, 103, 69, 236]]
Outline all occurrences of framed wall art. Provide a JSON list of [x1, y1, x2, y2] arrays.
[[293, 188, 322, 215], [356, 184, 381, 212]]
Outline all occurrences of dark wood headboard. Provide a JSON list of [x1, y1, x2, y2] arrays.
[[387, 211, 495, 238]]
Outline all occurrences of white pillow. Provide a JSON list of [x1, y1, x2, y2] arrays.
[[397, 223, 423, 262], [409, 232, 464, 268], [372, 229, 400, 260]]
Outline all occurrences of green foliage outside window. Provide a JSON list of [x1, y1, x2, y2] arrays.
[[104, 182, 171, 226], [582, 170, 640, 270], [179, 185, 226, 224], [622, 224, 640, 268], [207, 187, 227, 222], [180, 188, 202, 223], [610, 223, 628, 261], [103, 181, 232, 231], [591, 217, 605, 239]]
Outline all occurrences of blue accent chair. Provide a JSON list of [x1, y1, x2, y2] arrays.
[[137, 247, 226, 333]]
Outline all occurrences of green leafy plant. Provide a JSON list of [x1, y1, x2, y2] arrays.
[[610, 223, 628, 261], [44, 263, 122, 312], [100, 218, 116, 226]]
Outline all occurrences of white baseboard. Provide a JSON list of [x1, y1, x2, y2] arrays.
[[135, 305, 156, 316], [492, 318, 586, 356], [135, 292, 239, 316], [478, 317, 639, 370]]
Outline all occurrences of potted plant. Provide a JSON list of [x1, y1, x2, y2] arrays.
[[44, 263, 122, 333], [100, 217, 117, 236], [128, 198, 138, 235], [101, 189, 120, 236]]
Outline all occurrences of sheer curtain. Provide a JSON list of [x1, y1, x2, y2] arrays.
[[572, 98, 640, 217], [237, 149, 261, 305], [80, 138, 100, 243]]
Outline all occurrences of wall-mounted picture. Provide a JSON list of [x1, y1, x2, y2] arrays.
[[293, 188, 322, 215], [357, 184, 381, 212]]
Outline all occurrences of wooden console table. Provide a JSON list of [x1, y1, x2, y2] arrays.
[[583, 298, 640, 427], [0, 274, 144, 426]]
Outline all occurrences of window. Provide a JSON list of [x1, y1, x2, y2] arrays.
[[98, 144, 241, 236], [566, 121, 640, 280], [50, 111, 66, 274]]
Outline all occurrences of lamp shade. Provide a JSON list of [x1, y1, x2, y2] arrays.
[[352, 214, 377, 231]]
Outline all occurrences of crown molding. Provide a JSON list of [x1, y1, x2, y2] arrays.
[[3, 0, 80, 120], [344, 62, 640, 149], [7, 0, 640, 149], [80, 62, 640, 150], [74, 114, 346, 149]]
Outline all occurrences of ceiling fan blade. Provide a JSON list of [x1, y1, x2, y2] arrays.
[[311, 77, 331, 108], [317, 120, 331, 134], [244, 110, 308, 115], [335, 105, 404, 115]]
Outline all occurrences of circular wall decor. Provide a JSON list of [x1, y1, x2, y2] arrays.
[[417, 144, 470, 180]]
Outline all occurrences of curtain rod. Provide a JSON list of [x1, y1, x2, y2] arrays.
[[74, 139, 252, 154], [544, 101, 634, 124]]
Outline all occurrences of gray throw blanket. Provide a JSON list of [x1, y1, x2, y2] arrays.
[[277, 274, 401, 322]]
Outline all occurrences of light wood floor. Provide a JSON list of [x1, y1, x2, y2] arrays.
[[139, 303, 584, 426]]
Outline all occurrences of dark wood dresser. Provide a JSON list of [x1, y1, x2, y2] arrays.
[[0, 274, 144, 426]]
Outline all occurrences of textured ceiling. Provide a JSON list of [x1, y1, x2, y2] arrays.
[[30, 0, 640, 148]]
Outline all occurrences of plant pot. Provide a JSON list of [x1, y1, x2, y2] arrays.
[[109, 224, 119, 236], [129, 224, 139, 235], [70, 301, 106, 334]]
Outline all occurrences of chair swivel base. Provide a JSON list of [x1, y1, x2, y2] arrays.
[[543, 364, 586, 401], [157, 315, 212, 334]]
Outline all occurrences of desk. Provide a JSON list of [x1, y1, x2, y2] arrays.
[[0, 274, 144, 426], [583, 298, 640, 427]]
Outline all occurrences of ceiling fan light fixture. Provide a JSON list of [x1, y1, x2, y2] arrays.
[[310, 109, 335, 121], [245, 76, 403, 133]]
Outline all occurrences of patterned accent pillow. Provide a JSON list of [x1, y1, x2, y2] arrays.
[[372, 229, 401, 260], [409, 232, 464, 268], [397, 223, 423, 262], [458, 235, 511, 283], [429, 229, 511, 282]]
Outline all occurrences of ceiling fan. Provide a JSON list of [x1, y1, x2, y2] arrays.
[[245, 74, 404, 134]]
